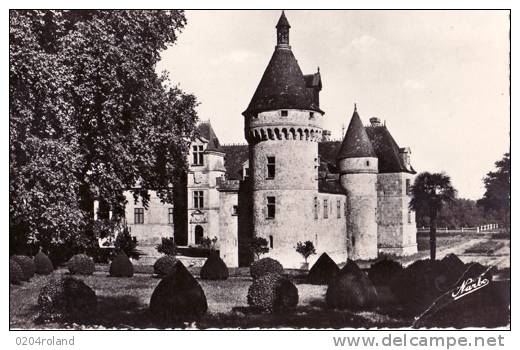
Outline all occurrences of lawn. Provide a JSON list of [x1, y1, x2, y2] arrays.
[[10, 267, 413, 329]]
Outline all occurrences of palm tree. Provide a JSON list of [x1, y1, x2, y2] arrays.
[[410, 172, 457, 260]]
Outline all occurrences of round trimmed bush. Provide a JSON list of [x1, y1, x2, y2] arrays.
[[250, 257, 283, 280], [153, 255, 178, 277], [200, 253, 229, 280], [11, 255, 36, 281], [109, 252, 134, 277], [10, 259, 24, 284], [67, 254, 95, 275], [307, 253, 340, 285], [368, 258, 403, 287], [247, 272, 299, 313], [37, 277, 97, 322], [149, 260, 207, 325], [34, 251, 54, 275], [390, 259, 463, 314], [326, 259, 378, 311]]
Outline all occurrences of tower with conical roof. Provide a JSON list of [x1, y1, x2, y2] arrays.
[[337, 106, 379, 259], [243, 11, 325, 267]]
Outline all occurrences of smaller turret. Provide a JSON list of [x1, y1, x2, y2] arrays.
[[337, 104, 378, 174], [337, 105, 379, 260]]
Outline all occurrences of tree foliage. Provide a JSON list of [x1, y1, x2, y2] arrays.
[[295, 240, 316, 263], [250, 237, 269, 260], [10, 10, 198, 254], [477, 152, 510, 230], [409, 172, 456, 260], [415, 198, 492, 229]]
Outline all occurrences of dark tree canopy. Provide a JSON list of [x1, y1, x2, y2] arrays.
[[10, 10, 198, 254], [477, 152, 510, 230], [409, 172, 456, 260]]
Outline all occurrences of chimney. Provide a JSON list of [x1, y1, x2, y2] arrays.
[[322, 130, 332, 141], [369, 117, 382, 127]]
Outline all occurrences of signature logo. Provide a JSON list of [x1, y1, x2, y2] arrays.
[[451, 275, 489, 301]]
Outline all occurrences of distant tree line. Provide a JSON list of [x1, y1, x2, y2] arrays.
[[414, 152, 510, 231]]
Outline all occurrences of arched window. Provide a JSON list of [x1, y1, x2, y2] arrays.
[[195, 225, 204, 245]]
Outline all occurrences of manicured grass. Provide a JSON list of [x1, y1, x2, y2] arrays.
[[10, 267, 412, 329], [464, 240, 506, 255]]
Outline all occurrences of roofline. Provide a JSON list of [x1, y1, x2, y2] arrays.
[[242, 106, 325, 117]]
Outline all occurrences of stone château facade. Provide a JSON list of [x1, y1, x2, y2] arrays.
[[118, 12, 417, 268]]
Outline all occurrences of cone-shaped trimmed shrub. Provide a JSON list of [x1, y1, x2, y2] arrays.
[[149, 260, 207, 325], [67, 254, 95, 275], [368, 258, 403, 287], [37, 277, 97, 322], [34, 251, 54, 275], [250, 257, 283, 280], [307, 253, 340, 285], [11, 255, 36, 281], [200, 253, 229, 280], [441, 253, 466, 277], [390, 259, 463, 314], [247, 272, 299, 312], [109, 252, 134, 277], [326, 259, 378, 311], [10, 258, 24, 284], [153, 255, 178, 277]]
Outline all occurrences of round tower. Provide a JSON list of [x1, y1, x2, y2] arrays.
[[242, 11, 324, 267], [337, 105, 379, 260]]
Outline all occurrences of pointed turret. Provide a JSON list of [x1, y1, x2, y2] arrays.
[[276, 11, 291, 47], [337, 105, 376, 161]]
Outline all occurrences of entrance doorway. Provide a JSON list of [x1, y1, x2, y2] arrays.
[[195, 225, 204, 245]]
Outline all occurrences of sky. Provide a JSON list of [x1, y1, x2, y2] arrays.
[[157, 10, 510, 200]]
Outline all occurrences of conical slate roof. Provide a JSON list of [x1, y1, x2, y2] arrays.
[[243, 13, 323, 116], [243, 48, 322, 116], [276, 11, 290, 28], [337, 107, 376, 160], [196, 121, 221, 152]]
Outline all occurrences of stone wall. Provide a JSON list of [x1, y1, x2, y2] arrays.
[[313, 192, 348, 266], [338, 157, 379, 260], [218, 188, 239, 267], [376, 172, 417, 255], [123, 190, 174, 265]]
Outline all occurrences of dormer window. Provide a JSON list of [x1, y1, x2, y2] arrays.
[[281, 110, 288, 117], [193, 145, 204, 165]]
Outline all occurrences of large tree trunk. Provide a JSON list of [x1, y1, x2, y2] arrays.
[[429, 211, 437, 260]]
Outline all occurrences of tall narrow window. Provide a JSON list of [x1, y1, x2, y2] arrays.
[[314, 197, 319, 220], [267, 196, 276, 219], [193, 191, 204, 209], [267, 156, 276, 179], [192, 145, 204, 165], [406, 179, 412, 195], [408, 210, 412, 224], [323, 199, 328, 219], [134, 208, 144, 224], [337, 199, 341, 218], [168, 208, 174, 224], [269, 235, 274, 249], [232, 205, 238, 216]]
